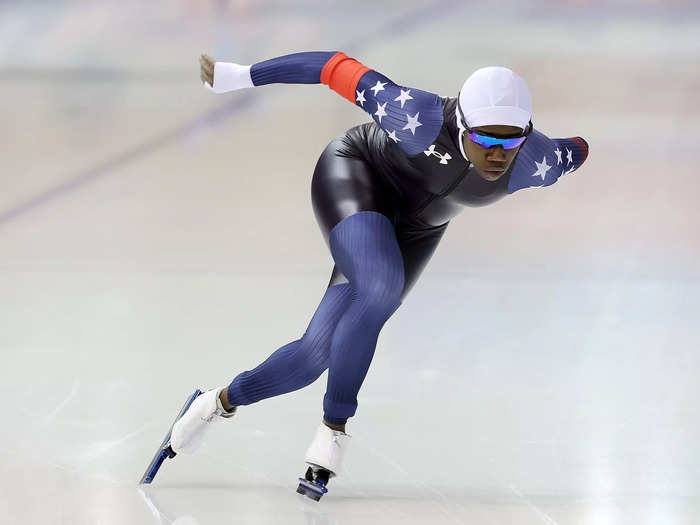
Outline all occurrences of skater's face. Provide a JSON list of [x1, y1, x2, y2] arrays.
[[463, 124, 524, 181]]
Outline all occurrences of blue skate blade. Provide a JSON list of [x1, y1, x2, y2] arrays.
[[297, 478, 328, 500], [139, 389, 202, 485], [141, 449, 170, 485]]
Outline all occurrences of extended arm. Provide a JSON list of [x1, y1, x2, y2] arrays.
[[200, 51, 444, 155]]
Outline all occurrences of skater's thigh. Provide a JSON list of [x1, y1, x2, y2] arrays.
[[312, 138, 400, 290], [395, 222, 449, 302], [311, 138, 397, 243], [326, 219, 448, 299]]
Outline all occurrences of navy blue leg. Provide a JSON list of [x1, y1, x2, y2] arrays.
[[323, 211, 404, 425], [227, 283, 353, 406]]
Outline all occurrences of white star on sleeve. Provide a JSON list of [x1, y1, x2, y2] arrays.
[[387, 129, 400, 143], [370, 80, 387, 96], [532, 155, 552, 181], [374, 101, 388, 123], [402, 112, 422, 135], [356, 89, 366, 107], [554, 147, 562, 165], [566, 148, 573, 165], [394, 88, 413, 108]]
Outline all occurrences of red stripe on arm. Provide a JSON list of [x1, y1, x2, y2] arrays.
[[320, 52, 371, 103], [571, 136, 589, 163]]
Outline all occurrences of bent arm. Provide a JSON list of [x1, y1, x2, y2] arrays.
[[207, 51, 444, 155], [508, 129, 590, 194]]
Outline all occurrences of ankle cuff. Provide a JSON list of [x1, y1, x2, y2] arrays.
[[215, 387, 237, 417]]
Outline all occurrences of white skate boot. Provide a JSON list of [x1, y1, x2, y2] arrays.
[[140, 387, 236, 484], [296, 423, 351, 501], [169, 387, 236, 455]]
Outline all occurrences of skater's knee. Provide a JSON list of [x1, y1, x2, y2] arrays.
[[353, 273, 403, 318], [361, 275, 403, 301], [292, 338, 330, 384], [296, 357, 328, 385]]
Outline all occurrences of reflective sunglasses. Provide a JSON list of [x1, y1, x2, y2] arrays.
[[466, 128, 529, 150]]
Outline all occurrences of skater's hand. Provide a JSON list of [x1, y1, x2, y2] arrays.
[[200, 53, 215, 87], [200, 55, 252, 94]]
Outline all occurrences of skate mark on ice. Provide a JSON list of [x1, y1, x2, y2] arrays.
[[507, 484, 560, 525], [41, 378, 81, 426], [44, 456, 124, 487], [297, 497, 334, 525], [79, 420, 159, 463], [138, 488, 177, 525], [357, 439, 470, 525], [197, 449, 288, 490]]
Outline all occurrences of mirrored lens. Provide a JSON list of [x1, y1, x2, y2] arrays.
[[468, 132, 527, 150]]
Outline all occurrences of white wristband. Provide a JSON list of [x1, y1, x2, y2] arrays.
[[204, 62, 254, 94]]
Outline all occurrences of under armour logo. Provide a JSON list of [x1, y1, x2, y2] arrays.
[[424, 144, 452, 165]]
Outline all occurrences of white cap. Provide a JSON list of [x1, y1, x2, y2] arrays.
[[457, 66, 532, 130]]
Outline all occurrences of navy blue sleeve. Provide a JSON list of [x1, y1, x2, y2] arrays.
[[508, 129, 589, 194], [247, 51, 444, 156], [354, 70, 444, 156], [249, 52, 337, 85]]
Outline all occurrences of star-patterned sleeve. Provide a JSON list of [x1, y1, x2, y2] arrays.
[[247, 51, 444, 156], [507, 129, 589, 194]]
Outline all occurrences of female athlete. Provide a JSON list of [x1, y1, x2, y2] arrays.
[[143, 51, 589, 500]]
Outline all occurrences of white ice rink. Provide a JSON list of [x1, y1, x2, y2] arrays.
[[2, 1, 700, 523]]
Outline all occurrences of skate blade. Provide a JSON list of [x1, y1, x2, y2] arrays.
[[296, 478, 328, 501], [139, 388, 203, 485]]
